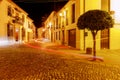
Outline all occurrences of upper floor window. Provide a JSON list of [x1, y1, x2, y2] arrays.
[[28, 22, 31, 28], [8, 6, 12, 16], [59, 16, 61, 28], [62, 21, 64, 28], [71, 3, 75, 23], [65, 10, 68, 25], [22, 15, 25, 22], [56, 17, 58, 29]]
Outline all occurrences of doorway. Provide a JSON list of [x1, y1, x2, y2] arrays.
[[68, 29, 76, 48]]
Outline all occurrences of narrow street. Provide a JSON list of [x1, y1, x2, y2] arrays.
[[0, 42, 120, 80]]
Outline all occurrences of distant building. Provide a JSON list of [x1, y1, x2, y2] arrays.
[[37, 27, 46, 39], [43, 0, 120, 50], [0, 0, 36, 45]]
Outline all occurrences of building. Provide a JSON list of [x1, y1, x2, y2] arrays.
[[44, 0, 80, 48], [77, 0, 120, 50], [26, 17, 36, 42], [0, 0, 36, 45], [44, 11, 56, 42], [37, 27, 46, 39], [43, 0, 120, 50]]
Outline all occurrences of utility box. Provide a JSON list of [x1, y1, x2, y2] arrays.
[[86, 47, 92, 54]]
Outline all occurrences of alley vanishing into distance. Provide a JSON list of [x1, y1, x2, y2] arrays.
[[0, 41, 120, 80]]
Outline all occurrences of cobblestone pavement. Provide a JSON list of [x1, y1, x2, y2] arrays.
[[0, 44, 120, 80]]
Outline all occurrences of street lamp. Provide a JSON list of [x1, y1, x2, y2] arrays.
[[110, 11, 115, 20], [59, 11, 66, 18]]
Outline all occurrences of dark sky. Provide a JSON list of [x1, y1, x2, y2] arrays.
[[13, 0, 68, 28]]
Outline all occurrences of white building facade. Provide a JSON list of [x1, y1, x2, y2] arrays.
[[0, 0, 36, 45]]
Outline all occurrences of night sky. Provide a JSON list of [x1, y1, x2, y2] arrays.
[[13, 0, 68, 28]]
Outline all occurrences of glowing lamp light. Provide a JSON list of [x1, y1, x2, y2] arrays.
[[59, 13, 63, 16], [16, 29, 19, 32], [47, 25, 49, 28], [59, 12, 65, 18], [49, 22, 52, 27], [64, 11, 66, 16], [42, 28, 45, 32]]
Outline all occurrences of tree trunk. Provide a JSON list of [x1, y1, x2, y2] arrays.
[[92, 31, 97, 60], [93, 34, 96, 57]]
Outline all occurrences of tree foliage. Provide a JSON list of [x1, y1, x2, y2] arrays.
[[77, 10, 114, 60], [77, 10, 114, 31]]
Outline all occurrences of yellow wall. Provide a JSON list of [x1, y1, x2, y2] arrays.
[[110, 25, 120, 49], [44, 0, 120, 50], [82, 0, 101, 50], [85, 0, 101, 12], [0, 0, 10, 44], [59, 1, 77, 46], [85, 30, 101, 50]]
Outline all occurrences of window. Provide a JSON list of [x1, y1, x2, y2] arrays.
[[22, 28, 25, 37], [54, 20, 55, 30], [7, 23, 13, 37], [66, 10, 68, 25], [56, 32, 57, 40], [28, 22, 31, 28], [22, 15, 25, 22], [62, 21, 64, 28], [8, 6, 12, 16], [59, 31, 60, 40], [71, 3, 75, 23], [101, 29, 109, 49], [59, 16, 61, 28], [56, 17, 58, 29]]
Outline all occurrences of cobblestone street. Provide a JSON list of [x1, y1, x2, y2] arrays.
[[0, 43, 120, 80]]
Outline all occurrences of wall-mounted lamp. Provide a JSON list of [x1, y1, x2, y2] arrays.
[[109, 11, 115, 19], [64, 11, 66, 16], [59, 13, 63, 17], [49, 22, 52, 27], [16, 29, 19, 32], [42, 28, 45, 32], [59, 12, 65, 17]]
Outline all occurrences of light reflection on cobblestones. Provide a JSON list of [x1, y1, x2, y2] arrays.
[[0, 44, 120, 80]]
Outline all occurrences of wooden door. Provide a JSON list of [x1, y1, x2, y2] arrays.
[[68, 29, 76, 48]]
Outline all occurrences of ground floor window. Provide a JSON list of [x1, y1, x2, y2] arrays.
[[22, 28, 25, 40], [101, 29, 109, 49], [7, 23, 14, 37]]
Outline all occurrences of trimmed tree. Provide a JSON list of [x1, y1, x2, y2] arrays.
[[77, 10, 114, 60]]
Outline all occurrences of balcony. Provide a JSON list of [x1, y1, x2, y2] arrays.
[[12, 16, 24, 25]]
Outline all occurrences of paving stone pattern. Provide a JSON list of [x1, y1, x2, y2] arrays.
[[0, 44, 120, 80]]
